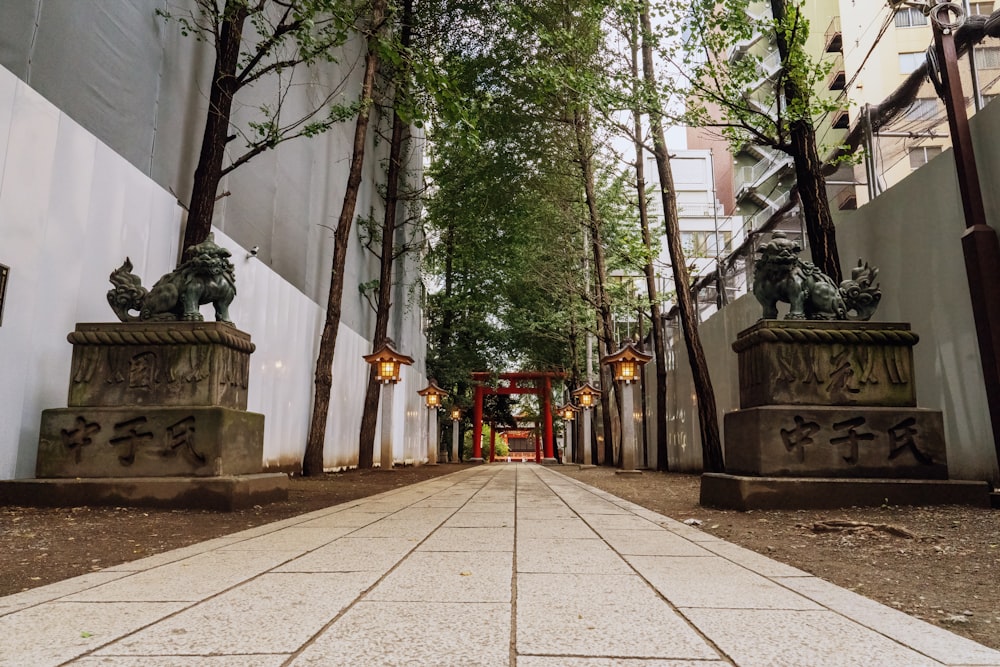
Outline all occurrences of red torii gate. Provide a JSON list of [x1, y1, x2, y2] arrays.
[[470, 371, 564, 462]]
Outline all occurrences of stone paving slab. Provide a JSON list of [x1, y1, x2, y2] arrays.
[[624, 554, 824, 610], [517, 537, 633, 574], [273, 536, 418, 573], [2, 463, 999, 666], [93, 572, 379, 657]]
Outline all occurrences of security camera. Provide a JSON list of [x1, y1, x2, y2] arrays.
[[247, 245, 259, 259]]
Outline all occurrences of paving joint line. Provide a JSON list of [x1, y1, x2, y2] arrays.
[[280, 464, 502, 666]]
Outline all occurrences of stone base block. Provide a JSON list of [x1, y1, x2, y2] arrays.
[[67, 322, 254, 410], [0, 473, 288, 511], [37, 406, 264, 478], [733, 320, 918, 408], [724, 405, 947, 479], [700, 473, 990, 510], [540, 458, 559, 465]]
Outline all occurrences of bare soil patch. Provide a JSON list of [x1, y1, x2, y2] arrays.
[[2, 463, 998, 650]]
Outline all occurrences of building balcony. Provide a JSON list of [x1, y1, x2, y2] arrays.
[[726, 6, 772, 62], [825, 16, 842, 53], [827, 53, 845, 91], [740, 190, 791, 237], [734, 147, 793, 200]]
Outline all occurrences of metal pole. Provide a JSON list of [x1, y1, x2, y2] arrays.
[[862, 105, 879, 202], [933, 8, 1000, 481], [709, 149, 726, 308]]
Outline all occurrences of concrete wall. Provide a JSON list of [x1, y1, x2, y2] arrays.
[[0, 65, 427, 479], [0, 0, 404, 325], [657, 93, 1000, 482]]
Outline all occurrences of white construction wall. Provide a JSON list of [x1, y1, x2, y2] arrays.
[[0, 66, 427, 480], [659, 99, 1000, 483]]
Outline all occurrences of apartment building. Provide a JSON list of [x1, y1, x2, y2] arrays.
[[725, 0, 998, 239], [838, 0, 998, 206]]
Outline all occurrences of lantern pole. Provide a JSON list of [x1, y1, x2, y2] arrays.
[[380, 383, 395, 470], [601, 343, 651, 474], [362, 343, 413, 471], [572, 384, 600, 468], [619, 381, 638, 473], [418, 381, 447, 466], [451, 409, 461, 463], [427, 406, 438, 465]]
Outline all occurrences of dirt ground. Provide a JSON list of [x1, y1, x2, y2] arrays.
[[2, 463, 998, 650]]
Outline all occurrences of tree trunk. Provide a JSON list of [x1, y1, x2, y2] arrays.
[[302, 1, 386, 476], [182, 0, 248, 254], [791, 123, 841, 282], [770, 0, 842, 282], [358, 0, 413, 469], [629, 12, 669, 471], [571, 106, 620, 467], [640, 1, 724, 472]]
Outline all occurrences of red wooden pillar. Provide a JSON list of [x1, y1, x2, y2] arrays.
[[543, 376, 554, 460], [534, 430, 541, 462], [489, 423, 497, 462], [472, 385, 484, 460]]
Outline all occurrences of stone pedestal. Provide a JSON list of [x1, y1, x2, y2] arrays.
[[702, 321, 990, 509], [9, 322, 287, 510]]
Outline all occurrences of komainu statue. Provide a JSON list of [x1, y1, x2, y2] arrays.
[[107, 234, 236, 323], [752, 232, 881, 321]]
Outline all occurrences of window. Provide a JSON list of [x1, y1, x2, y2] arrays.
[[905, 98, 938, 121], [894, 7, 928, 27], [974, 46, 1000, 69], [969, 2, 995, 16], [908, 146, 943, 169], [899, 52, 924, 74], [681, 231, 732, 257]]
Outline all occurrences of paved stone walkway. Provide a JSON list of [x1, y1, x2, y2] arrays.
[[2, 464, 999, 666]]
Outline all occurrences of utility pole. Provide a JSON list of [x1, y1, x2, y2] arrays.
[[918, 0, 1000, 480]]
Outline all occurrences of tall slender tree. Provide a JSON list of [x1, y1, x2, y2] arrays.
[[303, 0, 389, 476], [640, 0, 724, 472], [357, 0, 421, 469], [623, 6, 669, 470], [159, 0, 362, 254]]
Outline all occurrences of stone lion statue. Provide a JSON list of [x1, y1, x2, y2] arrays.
[[107, 234, 237, 323], [752, 232, 881, 321]]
